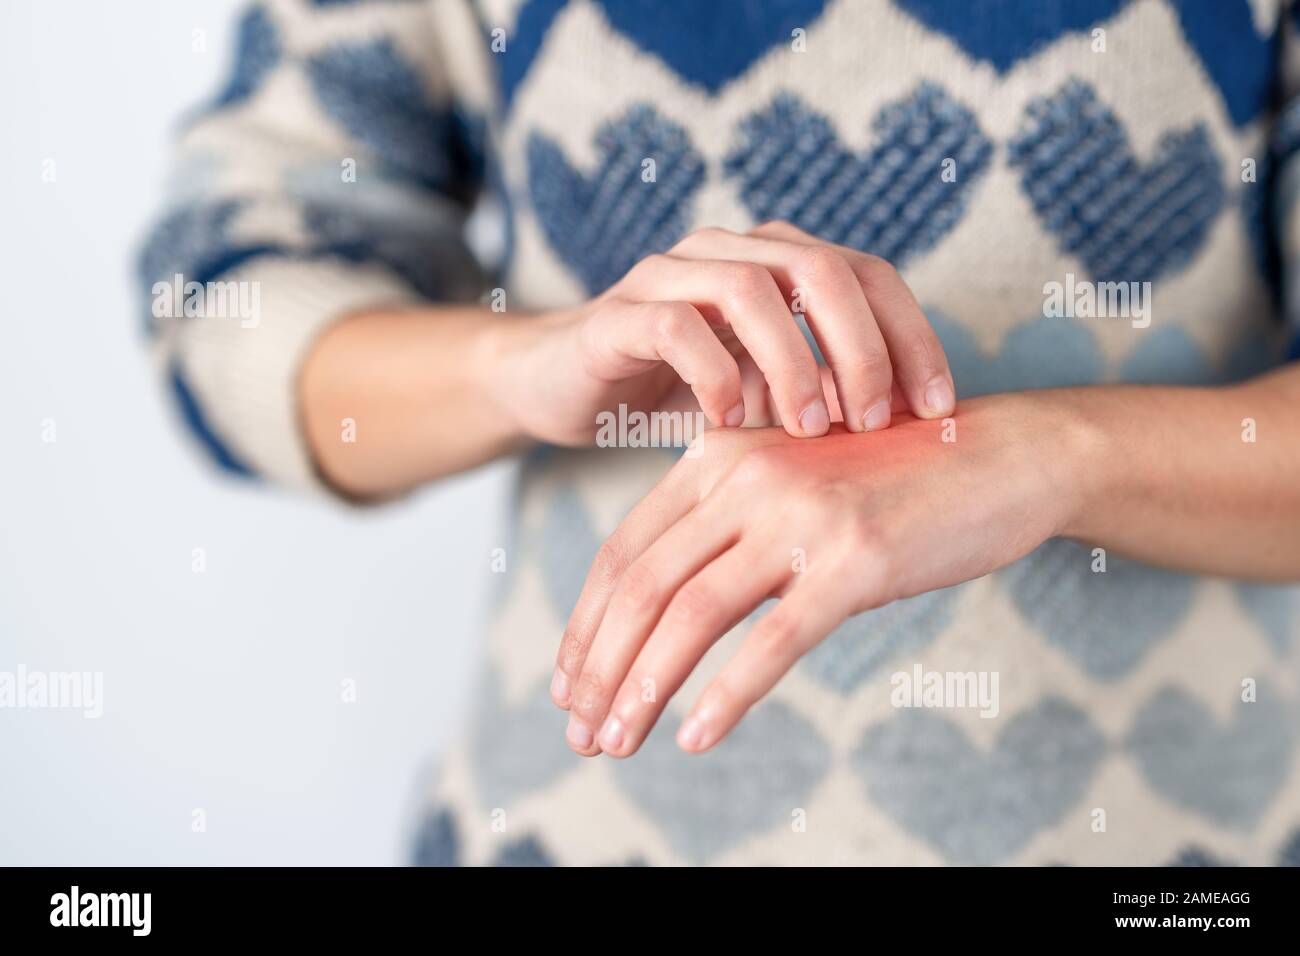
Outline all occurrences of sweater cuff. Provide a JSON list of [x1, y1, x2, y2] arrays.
[[167, 255, 423, 493]]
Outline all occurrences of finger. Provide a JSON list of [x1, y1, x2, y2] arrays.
[[596, 541, 790, 757], [565, 495, 743, 755], [581, 299, 746, 427], [743, 361, 850, 428], [735, 350, 784, 427], [849, 253, 954, 418], [552, 461, 695, 711], [748, 222, 955, 419], [675, 227, 893, 433], [677, 575, 852, 753], [620, 253, 830, 437]]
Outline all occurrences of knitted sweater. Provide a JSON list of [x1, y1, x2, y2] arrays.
[[141, 0, 1300, 865]]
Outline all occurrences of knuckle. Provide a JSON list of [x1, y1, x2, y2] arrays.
[[612, 561, 661, 617], [685, 422, 744, 465], [592, 537, 629, 593], [722, 261, 775, 305], [707, 674, 746, 714], [846, 511, 886, 550], [728, 447, 785, 487], [751, 219, 799, 239], [856, 252, 891, 273], [652, 301, 698, 343], [845, 521, 897, 586], [847, 348, 894, 386], [856, 255, 901, 293], [675, 226, 732, 253], [755, 609, 800, 655], [629, 252, 671, 283], [575, 310, 615, 373], [669, 579, 720, 625], [795, 244, 849, 283], [852, 563, 894, 614], [571, 672, 611, 720]]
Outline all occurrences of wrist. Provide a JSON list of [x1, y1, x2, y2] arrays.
[[956, 389, 1113, 542], [473, 307, 573, 445], [1021, 388, 1116, 541]]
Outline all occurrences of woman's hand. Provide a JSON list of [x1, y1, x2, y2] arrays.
[[302, 220, 953, 496], [550, 391, 1103, 756], [489, 221, 955, 444]]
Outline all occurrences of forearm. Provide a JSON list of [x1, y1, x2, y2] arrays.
[[299, 305, 536, 498], [1053, 363, 1300, 580]]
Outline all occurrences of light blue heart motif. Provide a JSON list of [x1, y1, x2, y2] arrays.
[[1127, 685, 1293, 828], [531, 482, 603, 622], [1232, 583, 1297, 656], [470, 671, 583, 812], [1001, 539, 1197, 680], [725, 85, 992, 267], [929, 311, 1105, 399], [852, 697, 1106, 864], [613, 700, 830, 862], [800, 587, 963, 694]]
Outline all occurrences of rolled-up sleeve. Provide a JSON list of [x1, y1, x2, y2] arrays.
[[138, 0, 489, 490]]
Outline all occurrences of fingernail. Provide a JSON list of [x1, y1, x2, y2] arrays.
[[597, 716, 624, 753], [724, 402, 746, 428], [924, 376, 954, 415], [566, 716, 593, 750], [677, 716, 704, 751], [798, 401, 829, 436], [862, 400, 891, 432], [549, 667, 571, 706]]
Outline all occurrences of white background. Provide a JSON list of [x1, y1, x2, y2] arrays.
[[0, 0, 505, 864]]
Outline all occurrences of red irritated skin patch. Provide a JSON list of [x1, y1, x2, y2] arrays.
[[551, 390, 1086, 758]]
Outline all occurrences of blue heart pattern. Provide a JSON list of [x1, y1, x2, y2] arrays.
[[852, 697, 1106, 864], [1232, 583, 1297, 655], [894, 0, 1127, 74], [1166, 846, 1234, 867], [208, 3, 281, 112], [410, 805, 646, 866], [1008, 79, 1226, 285], [934, 308, 1282, 398], [497, 0, 831, 107], [1175, 832, 1300, 868], [895, 0, 1273, 127], [531, 481, 603, 622], [933, 311, 1107, 398], [612, 699, 831, 862], [1001, 539, 1196, 681], [799, 587, 963, 695], [502, 2, 1274, 129], [469, 671, 582, 811], [1127, 686, 1293, 828], [528, 105, 706, 294], [724, 86, 993, 267], [529, 79, 1234, 294], [413, 802, 1300, 866], [595, 0, 830, 94], [1166, 0, 1276, 128], [306, 38, 483, 196], [1165, 825, 1300, 866]]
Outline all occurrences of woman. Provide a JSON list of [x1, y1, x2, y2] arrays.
[[141, 0, 1300, 865]]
